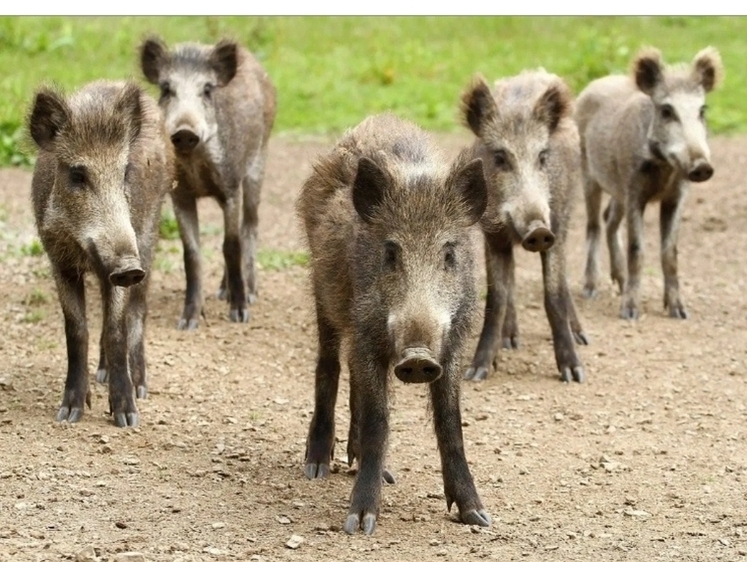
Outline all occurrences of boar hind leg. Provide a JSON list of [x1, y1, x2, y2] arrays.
[[583, 179, 603, 298], [541, 248, 585, 383], [127, 282, 149, 399], [241, 152, 264, 305], [221, 190, 248, 323], [344, 353, 389, 535], [173, 191, 203, 330], [95, 329, 107, 383], [620, 195, 648, 320], [305, 312, 341, 480], [464, 240, 513, 381], [502, 296, 519, 350], [432, 359, 491, 527], [660, 192, 688, 319], [604, 198, 626, 294], [102, 284, 138, 427], [55, 269, 91, 423]]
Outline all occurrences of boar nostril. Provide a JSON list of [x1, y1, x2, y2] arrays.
[[110, 268, 146, 287], [171, 130, 200, 153], [521, 227, 555, 252], [688, 163, 713, 183], [394, 355, 443, 384]]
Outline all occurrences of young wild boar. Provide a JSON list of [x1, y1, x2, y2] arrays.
[[576, 47, 723, 319], [140, 36, 276, 328], [298, 114, 491, 535], [460, 71, 588, 384], [29, 80, 174, 427]]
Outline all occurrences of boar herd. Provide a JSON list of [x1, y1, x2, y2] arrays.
[[26, 37, 722, 535]]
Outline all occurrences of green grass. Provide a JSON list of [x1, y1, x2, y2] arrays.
[[19, 238, 44, 257], [159, 209, 180, 240], [2, 16, 746, 166], [258, 248, 309, 271]]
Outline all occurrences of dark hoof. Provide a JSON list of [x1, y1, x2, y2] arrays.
[[582, 286, 597, 299], [96, 368, 108, 384], [216, 287, 228, 301], [460, 508, 492, 527], [136, 385, 148, 400], [560, 366, 585, 383], [56, 406, 84, 423], [344, 512, 376, 535], [464, 365, 489, 381], [177, 317, 199, 330], [114, 412, 139, 428], [247, 292, 258, 305], [304, 462, 330, 480], [573, 331, 590, 346], [619, 305, 639, 320], [382, 468, 396, 485], [229, 308, 249, 323], [667, 304, 689, 319], [501, 337, 519, 350]]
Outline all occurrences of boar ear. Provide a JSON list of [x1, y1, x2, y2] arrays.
[[448, 156, 487, 227], [353, 157, 391, 224], [210, 40, 238, 86], [533, 80, 572, 133], [28, 88, 70, 151], [460, 75, 496, 136], [115, 83, 143, 144], [692, 46, 723, 93], [632, 47, 663, 95], [140, 37, 168, 84]]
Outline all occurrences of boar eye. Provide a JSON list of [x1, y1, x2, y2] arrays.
[[493, 149, 508, 169], [159, 82, 173, 99], [68, 166, 86, 188], [699, 105, 707, 120], [538, 149, 549, 167], [383, 241, 399, 270], [443, 243, 456, 270], [203, 83, 215, 99], [660, 104, 676, 121]]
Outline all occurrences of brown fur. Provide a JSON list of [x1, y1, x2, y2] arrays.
[[30, 80, 175, 426], [460, 70, 587, 383], [297, 114, 491, 534]]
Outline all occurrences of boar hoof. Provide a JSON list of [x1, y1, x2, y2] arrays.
[[136, 385, 148, 400], [344, 512, 376, 535], [619, 304, 640, 320], [460, 508, 492, 527], [573, 331, 590, 346], [247, 292, 258, 305], [501, 336, 519, 350], [667, 303, 689, 319], [463, 365, 489, 381], [177, 317, 199, 330], [304, 462, 330, 480], [229, 308, 250, 323], [382, 468, 396, 485], [114, 412, 139, 428], [560, 366, 585, 383], [582, 286, 597, 299], [56, 406, 84, 423], [96, 368, 108, 384]]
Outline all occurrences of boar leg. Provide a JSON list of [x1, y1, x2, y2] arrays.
[[660, 189, 688, 319], [541, 247, 585, 382], [432, 358, 491, 527], [604, 198, 626, 294], [54, 269, 91, 423], [173, 190, 203, 330], [95, 328, 107, 383], [304, 311, 341, 480], [101, 284, 138, 427], [344, 350, 389, 535], [502, 296, 519, 350], [582, 178, 603, 298], [464, 239, 513, 381], [221, 190, 248, 323], [620, 194, 648, 320], [127, 281, 149, 400], [241, 151, 264, 305]]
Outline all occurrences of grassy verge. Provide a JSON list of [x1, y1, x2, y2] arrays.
[[1, 16, 745, 166]]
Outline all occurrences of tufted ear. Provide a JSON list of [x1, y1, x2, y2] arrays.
[[447, 155, 487, 227], [533, 80, 573, 133], [353, 157, 392, 223], [632, 47, 664, 95], [692, 46, 723, 93], [29, 88, 71, 151], [460, 74, 497, 136], [210, 40, 239, 86], [140, 36, 169, 84]]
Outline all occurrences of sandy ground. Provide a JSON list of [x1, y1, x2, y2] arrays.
[[0, 131, 746, 562]]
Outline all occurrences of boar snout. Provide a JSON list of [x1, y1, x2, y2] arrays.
[[171, 129, 200, 155], [109, 257, 145, 287], [394, 348, 442, 384], [687, 160, 714, 183], [521, 221, 555, 252]]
